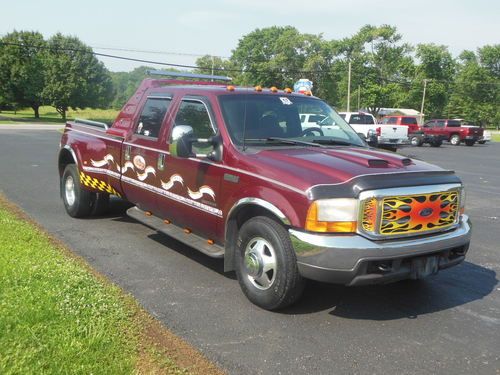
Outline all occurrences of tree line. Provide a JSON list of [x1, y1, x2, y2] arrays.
[[0, 31, 112, 120], [1, 26, 498, 126], [197, 25, 499, 126]]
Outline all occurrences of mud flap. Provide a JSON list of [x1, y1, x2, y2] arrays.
[[410, 256, 439, 279]]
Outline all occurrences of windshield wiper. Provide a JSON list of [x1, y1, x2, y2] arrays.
[[244, 137, 323, 147], [311, 138, 361, 146]]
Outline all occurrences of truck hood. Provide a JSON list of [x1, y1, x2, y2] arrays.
[[241, 146, 449, 193]]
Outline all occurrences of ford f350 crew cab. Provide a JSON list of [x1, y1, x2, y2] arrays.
[[58, 71, 472, 310]]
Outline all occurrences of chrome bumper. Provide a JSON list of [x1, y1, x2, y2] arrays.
[[289, 215, 471, 285]]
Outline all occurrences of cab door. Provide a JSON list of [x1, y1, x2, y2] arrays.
[[121, 95, 173, 213], [156, 96, 222, 239]]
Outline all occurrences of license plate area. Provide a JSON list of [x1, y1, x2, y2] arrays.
[[411, 256, 438, 279]]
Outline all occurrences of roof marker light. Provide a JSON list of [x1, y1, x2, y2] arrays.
[[227, 85, 235, 91], [284, 88, 292, 94], [255, 85, 263, 92], [270, 86, 278, 93]]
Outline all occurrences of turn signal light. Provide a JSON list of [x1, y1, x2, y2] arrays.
[[305, 202, 357, 233]]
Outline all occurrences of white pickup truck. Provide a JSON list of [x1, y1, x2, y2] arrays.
[[339, 112, 409, 152]]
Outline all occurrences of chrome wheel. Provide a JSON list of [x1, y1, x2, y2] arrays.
[[244, 237, 277, 290], [65, 175, 76, 206]]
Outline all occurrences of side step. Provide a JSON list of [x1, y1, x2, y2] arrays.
[[126, 206, 225, 258]]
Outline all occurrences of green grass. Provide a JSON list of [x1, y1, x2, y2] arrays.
[[491, 133, 500, 142], [0, 106, 119, 124], [0, 200, 211, 375]]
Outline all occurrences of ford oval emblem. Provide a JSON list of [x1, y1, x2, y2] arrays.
[[419, 208, 433, 217]]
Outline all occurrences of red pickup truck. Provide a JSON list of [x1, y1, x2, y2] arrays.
[[421, 119, 484, 146], [381, 115, 444, 147], [58, 71, 471, 310]]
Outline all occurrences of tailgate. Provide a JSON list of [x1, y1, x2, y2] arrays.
[[379, 125, 408, 139]]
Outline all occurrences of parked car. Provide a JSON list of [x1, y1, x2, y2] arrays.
[[381, 115, 443, 147], [422, 119, 484, 146], [461, 124, 491, 144], [338, 112, 408, 151], [58, 71, 471, 310]]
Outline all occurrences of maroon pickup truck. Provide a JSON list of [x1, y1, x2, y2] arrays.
[[422, 119, 484, 146], [58, 71, 471, 310]]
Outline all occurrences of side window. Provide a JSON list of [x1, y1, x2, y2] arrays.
[[136, 98, 171, 138], [386, 117, 397, 124], [436, 120, 445, 128], [173, 100, 215, 153]]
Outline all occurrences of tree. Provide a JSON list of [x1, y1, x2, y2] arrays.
[[195, 55, 232, 77], [447, 45, 500, 127], [0, 30, 46, 118], [42, 34, 113, 120]]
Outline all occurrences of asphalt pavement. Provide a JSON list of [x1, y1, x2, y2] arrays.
[[0, 129, 498, 375]]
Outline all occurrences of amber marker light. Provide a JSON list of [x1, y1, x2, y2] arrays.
[[227, 85, 235, 91], [163, 219, 171, 224], [255, 85, 263, 92], [270, 86, 278, 93], [184, 228, 192, 234], [207, 239, 215, 245], [284, 88, 292, 94], [305, 199, 358, 233], [145, 211, 152, 216]]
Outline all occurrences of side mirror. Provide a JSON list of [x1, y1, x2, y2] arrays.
[[171, 125, 194, 158]]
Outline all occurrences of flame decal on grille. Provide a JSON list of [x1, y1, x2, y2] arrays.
[[362, 198, 378, 232], [380, 191, 458, 235]]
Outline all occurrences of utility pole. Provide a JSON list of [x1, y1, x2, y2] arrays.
[[420, 79, 428, 124], [211, 56, 215, 82], [347, 61, 351, 112], [357, 85, 361, 111]]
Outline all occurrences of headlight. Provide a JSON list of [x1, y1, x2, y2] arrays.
[[305, 198, 358, 233]]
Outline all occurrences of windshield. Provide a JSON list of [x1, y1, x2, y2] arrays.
[[218, 94, 365, 147]]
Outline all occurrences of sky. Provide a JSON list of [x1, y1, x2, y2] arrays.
[[1, 0, 499, 72]]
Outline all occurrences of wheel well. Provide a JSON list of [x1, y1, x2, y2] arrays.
[[224, 204, 287, 272], [58, 148, 76, 176]]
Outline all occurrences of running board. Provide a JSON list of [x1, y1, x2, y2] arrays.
[[126, 206, 225, 258]]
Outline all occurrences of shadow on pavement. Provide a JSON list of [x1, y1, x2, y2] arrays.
[[283, 261, 497, 319]]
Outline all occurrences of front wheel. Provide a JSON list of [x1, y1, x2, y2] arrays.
[[235, 216, 305, 310], [465, 140, 475, 146], [450, 134, 461, 146], [61, 164, 92, 217], [410, 136, 423, 147]]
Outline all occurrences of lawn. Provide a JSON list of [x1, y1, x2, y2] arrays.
[[0, 197, 222, 375], [491, 133, 500, 142], [0, 106, 119, 124]]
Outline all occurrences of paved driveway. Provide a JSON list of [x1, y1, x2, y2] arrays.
[[0, 129, 498, 374]]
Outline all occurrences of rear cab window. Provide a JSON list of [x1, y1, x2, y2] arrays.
[[135, 97, 172, 138], [401, 117, 418, 125]]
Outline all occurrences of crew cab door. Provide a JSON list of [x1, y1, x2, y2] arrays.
[[156, 96, 222, 238], [121, 95, 173, 213]]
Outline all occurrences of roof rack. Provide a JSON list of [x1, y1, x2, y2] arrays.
[[147, 70, 232, 82]]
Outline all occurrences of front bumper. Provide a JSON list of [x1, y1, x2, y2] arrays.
[[290, 215, 471, 286]]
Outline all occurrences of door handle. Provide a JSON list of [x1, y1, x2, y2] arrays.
[[157, 153, 165, 171], [124, 145, 131, 161]]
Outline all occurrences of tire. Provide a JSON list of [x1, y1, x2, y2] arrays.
[[90, 192, 110, 216], [478, 141, 486, 145], [450, 134, 461, 146], [410, 136, 423, 147], [430, 140, 442, 147], [235, 216, 305, 310], [465, 140, 475, 146], [61, 164, 92, 218]]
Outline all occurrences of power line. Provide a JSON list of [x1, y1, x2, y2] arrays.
[[91, 45, 230, 59]]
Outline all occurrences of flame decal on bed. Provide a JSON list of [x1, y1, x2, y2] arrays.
[[160, 174, 184, 190], [187, 185, 216, 201]]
